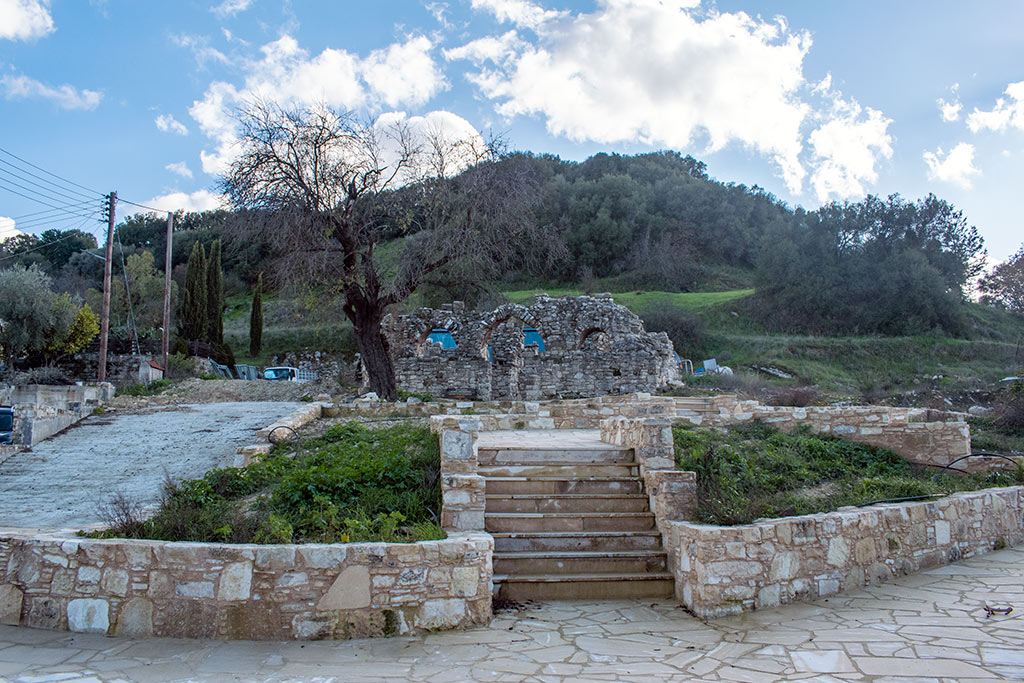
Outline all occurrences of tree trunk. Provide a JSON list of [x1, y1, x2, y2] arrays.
[[349, 307, 398, 400]]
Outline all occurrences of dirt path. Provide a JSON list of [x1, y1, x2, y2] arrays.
[[0, 402, 300, 531]]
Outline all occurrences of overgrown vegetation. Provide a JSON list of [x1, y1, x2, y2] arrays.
[[674, 422, 1024, 525], [119, 378, 174, 397], [93, 422, 444, 544]]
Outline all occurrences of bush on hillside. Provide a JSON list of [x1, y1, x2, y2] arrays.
[[640, 307, 707, 358]]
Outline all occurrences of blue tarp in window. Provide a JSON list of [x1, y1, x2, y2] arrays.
[[523, 327, 546, 351], [427, 328, 456, 349]]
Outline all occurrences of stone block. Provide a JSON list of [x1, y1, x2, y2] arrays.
[[451, 566, 479, 597], [218, 561, 253, 601], [0, 584, 23, 625], [25, 596, 62, 629], [159, 600, 220, 639], [67, 598, 109, 634], [114, 597, 153, 637], [298, 545, 345, 569], [318, 565, 371, 610], [176, 581, 214, 599], [415, 598, 465, 630], [101, 568, 129, 597]]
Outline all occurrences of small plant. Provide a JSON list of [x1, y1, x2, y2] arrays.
[[119, 378, 174, 397], [398, 390, 433, 402]]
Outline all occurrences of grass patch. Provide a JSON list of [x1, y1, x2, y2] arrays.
[[968, 416, 1024, 454], [503, 287, 753, 314], [118, 379, 174, 397], [674, 422, 1023, 525], [92, 422, 444, 544]]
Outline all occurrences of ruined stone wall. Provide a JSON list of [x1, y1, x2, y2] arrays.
[[383, 295, 678, 400], [664, 487, 1024, 619], [0, 531, 492, 640]]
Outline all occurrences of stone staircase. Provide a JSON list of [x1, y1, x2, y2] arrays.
[[478, 432, 674, 600], [674, 396, 718, 423]]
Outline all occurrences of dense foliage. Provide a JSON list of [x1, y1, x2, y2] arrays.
[[95, 422, 444, 544], [674, 422, 1023, 525], [980, 244, 1024, 313]]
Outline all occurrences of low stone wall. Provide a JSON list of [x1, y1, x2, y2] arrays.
[[0, 383, 113, 446], [0, 530, 493, 640], [664, 487, 1024, 619]]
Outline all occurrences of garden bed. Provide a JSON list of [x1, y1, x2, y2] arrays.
[[93, 422, 444, 544], [673, 422, 1024, 525]]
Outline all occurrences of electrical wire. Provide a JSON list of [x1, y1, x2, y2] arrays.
[[0, 170, 101, 212], [115, 225, 141, 355], [0, 158, 101, 203], [8, 211, 103, 233], [116, 197, 170, 214], [0, 177, 103, 220], [7, 199, 98, 221], [0, 213, 100, 263], [0, 145, 104, 198]]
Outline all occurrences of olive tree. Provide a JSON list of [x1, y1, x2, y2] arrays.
[[219, 102, 552, 399]]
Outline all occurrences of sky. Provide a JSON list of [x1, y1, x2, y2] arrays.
[[0, 0, 1022, 263]]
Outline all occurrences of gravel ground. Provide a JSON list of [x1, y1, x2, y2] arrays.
[[109, 378, 343, 411], [0, 401, 300, 531]]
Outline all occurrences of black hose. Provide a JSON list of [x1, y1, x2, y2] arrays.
[[855, 494, 944, 508], [934, 452, 1022, 477]]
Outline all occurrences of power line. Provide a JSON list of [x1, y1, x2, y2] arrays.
[[0, 145, 104, 198], [0, 178, 103, 220], [6, 198, 99, 221], [0, 166, 100, 208], [9, 210, 102, 232], [0, 214, 100, 263], [117, 197, 170, 214], [0, 157, 101, 203]]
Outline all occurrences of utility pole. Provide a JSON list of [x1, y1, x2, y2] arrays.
[[161, 211, 174, 374], [98, 191, 116, 383]]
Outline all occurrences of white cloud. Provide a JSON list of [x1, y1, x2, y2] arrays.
[[967, 80, 1024, 134], [165, 161, 193, 179], [211, 0, 251, 17], [923, 142, 980, 189], [808, 95, 893, 201], [0, 0, 54, 41], [155, 113, 189, 136], [938, 98, 961, 122], [172, 33, 231, 67], [0, 216, 19, 240], [190, 34, 448, 175], [454, 1, 813, 193], [470, 0, 568, 29], [139, 189, 225, 214], [453, 0, 895, 201], [937, 83, 961, 122], [0, 72, 101, 109]]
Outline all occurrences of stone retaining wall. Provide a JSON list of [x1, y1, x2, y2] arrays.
[[664, 487, 1024, 619], [0, 531, 492, 640], [0, 383, 114, 446]]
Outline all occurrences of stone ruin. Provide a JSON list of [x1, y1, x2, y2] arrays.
[[382, 294, 679, 401]]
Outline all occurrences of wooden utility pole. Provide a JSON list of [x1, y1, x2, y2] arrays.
[[161, 211, 174, 374], [97, 191, 116, 383]]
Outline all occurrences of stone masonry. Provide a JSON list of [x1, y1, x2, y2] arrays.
[[0, 531, 493, 640], [383, 295, 678, 401], [664, 486, 1024, 619]]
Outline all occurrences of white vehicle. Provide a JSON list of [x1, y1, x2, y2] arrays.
[[263, 366, 317, 382]]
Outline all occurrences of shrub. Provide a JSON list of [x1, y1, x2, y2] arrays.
[[995, 380, 1024, 431], [767, 386, 819, 407], [5, 366, 74, 386], [640, 307, 707, 358]]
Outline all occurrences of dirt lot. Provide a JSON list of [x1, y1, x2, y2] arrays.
[[109, 378, 342, 411], [0, 401, 300, 531]]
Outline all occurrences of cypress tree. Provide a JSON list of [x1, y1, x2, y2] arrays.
[[249, 272, 263, 357], [206, 239, 224, 344], [182, 241, 207, 341]]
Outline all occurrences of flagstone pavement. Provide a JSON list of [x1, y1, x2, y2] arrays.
[[1, 546, 1022, 682]]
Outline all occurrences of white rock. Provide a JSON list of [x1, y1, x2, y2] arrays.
[[67, 598, 109, 634]]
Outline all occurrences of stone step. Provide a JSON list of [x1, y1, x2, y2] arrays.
[[485, 494, 650, 514], [478, 447, 635, 465], [485, 476, 643, 495], [478, 463, 638, 478], [493, 573, 676, 600], [494, 550, 668, 575], [485, 512, 656, 533], [493, 531, 664, 553]]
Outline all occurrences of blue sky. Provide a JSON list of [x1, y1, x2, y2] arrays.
[[1, 0, 1022, 263]]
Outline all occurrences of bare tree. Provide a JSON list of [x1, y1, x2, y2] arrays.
[[220, 101, 553, 399]]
